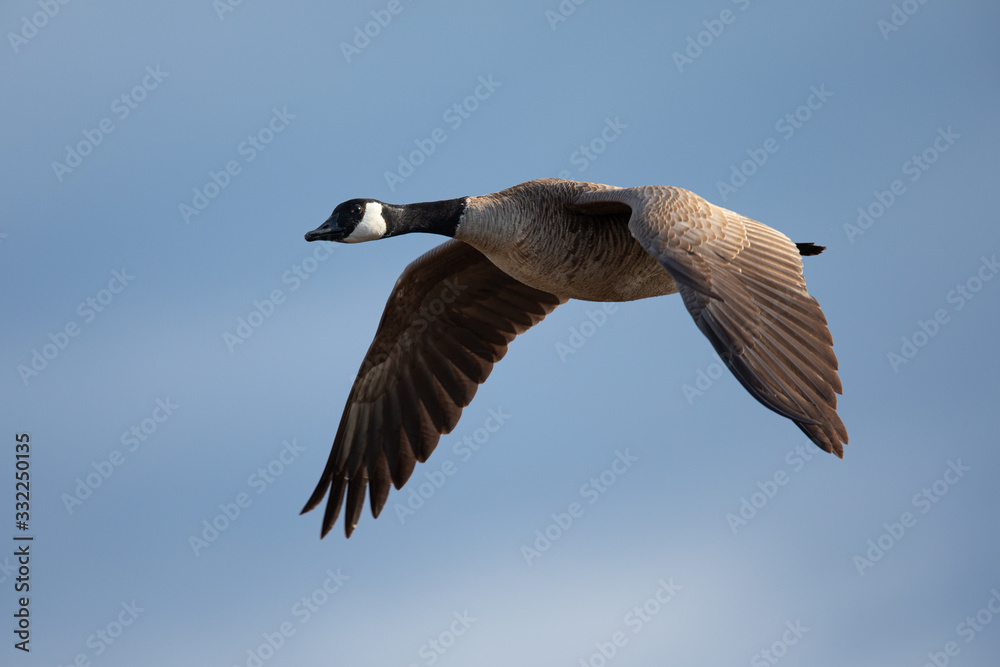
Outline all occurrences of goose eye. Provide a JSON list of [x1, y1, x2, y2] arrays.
[[351, 204, 363, 216]]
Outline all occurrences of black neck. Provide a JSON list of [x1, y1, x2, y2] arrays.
[[384, 197, 466, 238]]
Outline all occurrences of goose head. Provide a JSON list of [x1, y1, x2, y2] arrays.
[[305, 196, 467, 244], [305, 199, 387, 243]]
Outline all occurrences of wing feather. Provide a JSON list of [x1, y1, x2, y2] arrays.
[[576, 186, 848, 456], [302, 240, 565, 537]]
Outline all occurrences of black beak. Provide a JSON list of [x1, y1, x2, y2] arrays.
[[305, 213, 345, 242]]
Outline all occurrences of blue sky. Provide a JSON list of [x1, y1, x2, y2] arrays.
[[2, 1, 999, 665]]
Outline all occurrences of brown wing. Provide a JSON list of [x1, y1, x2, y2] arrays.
[[575, 186, 848, 456], [301, 240, 565, 537]]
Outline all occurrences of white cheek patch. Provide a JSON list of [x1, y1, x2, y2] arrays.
[[343, 202, 387, 243]]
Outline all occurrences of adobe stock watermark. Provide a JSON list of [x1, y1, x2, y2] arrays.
[[58, 600, 145, 666], [188, 439, 305, 556], [16, 268, 135, 386], [339, 0, 418, 63], [887, 254, 997, 373], [545, 0, 591, 31], [750, 620, 809, 667], [715, 84, 833, 202], [213, 0, 249, 21], [877, 0, 932, 41], [7, 0, 75, 54], [232, 567, 349, 667], [406, 611, 478, 667], [726, 442, 819, 534], [383, 74, 501, 192], [680, 354, 725, 404], [672, 0, 756, 73], [521, 449, 638, 566], [554, 303, 618, 362], [179, 107, 295, 224], [852, 459, 970, 576], [61, 397, 180, 514], [51, 66, 169, 182], [919, 588, 1000, 667], [555, 117, 628, 179], [364, 277, 468, 367], [393, 407, 511, 525], [222, 242, 334, 352], [0, 556, 17, 585], [844, 126, 959, 243], [577, 578, 682, 667], [328, 278, 468, 393]]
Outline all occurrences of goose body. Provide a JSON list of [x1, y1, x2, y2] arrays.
[[456, 180, 676, 302], [302, 178, 847, 537]]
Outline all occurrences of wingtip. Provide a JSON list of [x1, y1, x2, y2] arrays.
[[830, 438, 847, 459], [796, 419, 847, 459], [319, 511, 340, 539], [313, 505, 357, 539], [300, 498, 319, 516], [816, 437, 846, 459], [300, 487, 325, 516]]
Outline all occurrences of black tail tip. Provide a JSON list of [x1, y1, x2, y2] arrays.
[[796, 242, 826, 256]]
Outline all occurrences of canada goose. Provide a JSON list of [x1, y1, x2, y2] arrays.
[[301, 178, 847, 537]]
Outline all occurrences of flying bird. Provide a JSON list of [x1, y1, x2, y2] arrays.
[[301, 179, 847, 537]]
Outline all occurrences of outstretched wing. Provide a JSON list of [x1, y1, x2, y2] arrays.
[[302, 240, 565, 537], [575, 186, 848, 455]]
